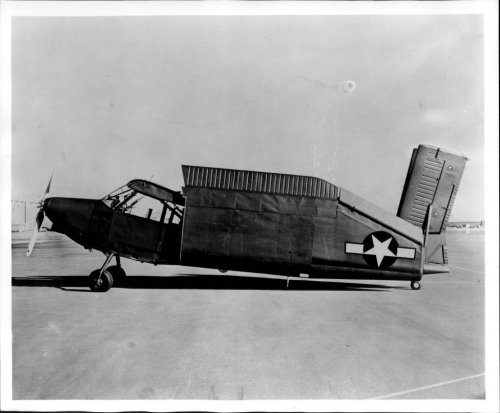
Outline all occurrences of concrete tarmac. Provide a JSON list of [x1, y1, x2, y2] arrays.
[[11, 230, 484, 400]]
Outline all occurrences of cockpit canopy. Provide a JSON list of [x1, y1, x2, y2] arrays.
[[102, 180, 184, 223], [127, 180, 185, 205]]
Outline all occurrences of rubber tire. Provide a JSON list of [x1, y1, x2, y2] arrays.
[[107, 265, 126, 285], [89, 269, 114, 292], [219, 269, 228, 273], [410, 281, 421, 290]]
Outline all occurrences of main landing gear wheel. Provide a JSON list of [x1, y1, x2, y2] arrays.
[[410, 281, 421, 290], [106, 265, 126, 285], [89, 269, 114, 292]]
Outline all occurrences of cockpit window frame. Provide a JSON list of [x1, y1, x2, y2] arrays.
[[101, 180, 185, 224], [127, 180, 185, 206]]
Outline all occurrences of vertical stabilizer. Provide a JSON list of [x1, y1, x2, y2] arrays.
[[397, 145, 468, 264]]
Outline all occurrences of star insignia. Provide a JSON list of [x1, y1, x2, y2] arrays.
[[364, 235, 395, 267], [345, 231, 416, 269]]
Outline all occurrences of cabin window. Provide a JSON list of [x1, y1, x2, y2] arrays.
[[102, 185, 183, 224], [123, 195, 164, 221]]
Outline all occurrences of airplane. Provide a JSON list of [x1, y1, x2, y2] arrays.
[[26, 144, 468, 292]]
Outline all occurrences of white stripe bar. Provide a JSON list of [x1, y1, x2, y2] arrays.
[[396, 247, 416, 259], [345, 243, 364, 254]]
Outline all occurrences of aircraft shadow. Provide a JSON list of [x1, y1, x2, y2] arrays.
[[11, 274, 405, 292]]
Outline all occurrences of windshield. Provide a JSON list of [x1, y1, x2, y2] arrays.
[[102, 184, 135, 209], [102, 184, 183, 223]]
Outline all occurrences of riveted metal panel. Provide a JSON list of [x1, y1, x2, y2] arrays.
[[210, 190, 236, 209], [229, 210, 281, 261], [261, 193, 280, 213], [316, 199, 338, 219], [180, 187, 340, 274], [297, 197, 317, 216], [334, 207, 421, 274], [291, 215, 314, 269], [235, 191, 262, 212], [108, 211, 161, 252], [339, 188, 423, 244], [311, 216, 336, 267], [278, 196, 298, 215]]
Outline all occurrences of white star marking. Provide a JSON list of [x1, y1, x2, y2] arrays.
[[345, 233, 416, 267], [364, 235, 395, 267]]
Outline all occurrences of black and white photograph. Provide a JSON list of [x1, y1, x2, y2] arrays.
[[1, 1, 498, 412]]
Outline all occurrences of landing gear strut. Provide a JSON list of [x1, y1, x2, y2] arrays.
[[89, 253, 126, 292], [106, 255, 127, 285], [410, 281, 421, 290]]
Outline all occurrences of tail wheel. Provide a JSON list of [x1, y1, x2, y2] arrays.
[[89, 269, 113, 292], [107, 265, 126, 285], [410, 281, 421, 290]]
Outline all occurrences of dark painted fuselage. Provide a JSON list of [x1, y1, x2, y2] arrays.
[[44, 187, 426, 282], [44, 197, 182, 264]]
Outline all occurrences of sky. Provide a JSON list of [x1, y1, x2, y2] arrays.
[[11, 14, 484, 221]]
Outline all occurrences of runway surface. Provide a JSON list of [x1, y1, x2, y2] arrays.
[[11, 230, 484, 400]]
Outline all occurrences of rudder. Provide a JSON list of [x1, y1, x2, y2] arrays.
[[397, 145, 468, 264]]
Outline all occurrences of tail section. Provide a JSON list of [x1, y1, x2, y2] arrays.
[[398, 145, 468, 264]]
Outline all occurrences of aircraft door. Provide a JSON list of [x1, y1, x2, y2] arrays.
[[108, 211, 162, 257], [106, 195, 172, 261]]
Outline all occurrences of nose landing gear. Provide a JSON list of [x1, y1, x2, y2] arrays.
[[89, 269, 113, 292], [89, 253, 126, 292]]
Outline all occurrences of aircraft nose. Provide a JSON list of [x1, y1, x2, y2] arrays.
[[43, 197, 52, 210], [44, 197, 95, 238]]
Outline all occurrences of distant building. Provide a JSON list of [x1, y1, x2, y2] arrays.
[[11, 201, 39, 232], [446, 221, 485, 229]]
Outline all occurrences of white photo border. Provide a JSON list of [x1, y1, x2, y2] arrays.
[[1, 1, 498, 412]]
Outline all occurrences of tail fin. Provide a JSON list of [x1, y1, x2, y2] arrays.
[[397, 145, 468, 264]]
